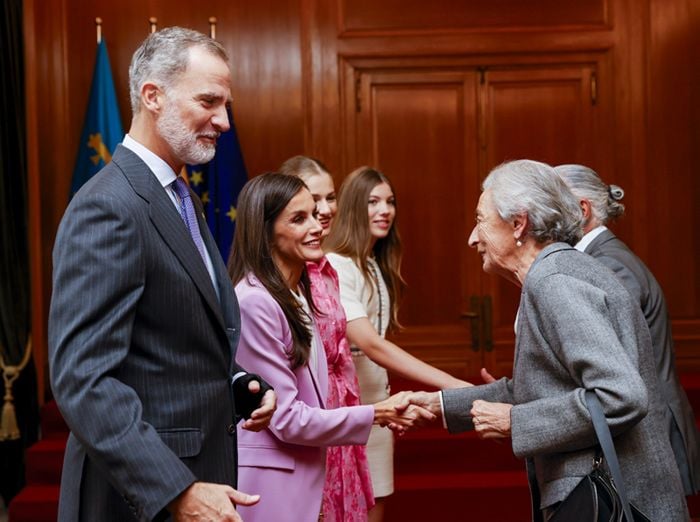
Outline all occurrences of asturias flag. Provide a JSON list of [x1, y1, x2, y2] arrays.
[[70, 39, 123, 196], [186, 107, 248, 261]]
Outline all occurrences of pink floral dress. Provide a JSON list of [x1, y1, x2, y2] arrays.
[[306, 257, 375, 521]]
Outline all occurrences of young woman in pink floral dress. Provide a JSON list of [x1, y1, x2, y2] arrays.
[[280, 156, 374, 521]]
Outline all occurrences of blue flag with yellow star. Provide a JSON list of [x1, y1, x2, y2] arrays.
[[70, 39, 123, 196], [186, 107, 248, 261]]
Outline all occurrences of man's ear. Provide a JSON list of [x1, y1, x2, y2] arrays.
[[140, 81, 163, 113], [512, 213, 528, 241]]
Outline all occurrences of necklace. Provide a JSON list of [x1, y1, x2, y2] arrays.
[[368, 260, 384, 335]]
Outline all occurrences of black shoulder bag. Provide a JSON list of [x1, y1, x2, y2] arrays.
[[550, 390, 651, 522]]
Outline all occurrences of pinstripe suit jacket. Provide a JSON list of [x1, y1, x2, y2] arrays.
[[584, 228, 700, 494], [49, 145, 245, 521], [442, 243, 689, 521]]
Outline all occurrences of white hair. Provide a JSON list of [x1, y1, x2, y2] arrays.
[[483, 160, 583, 245], [554, 164, 625, 226]]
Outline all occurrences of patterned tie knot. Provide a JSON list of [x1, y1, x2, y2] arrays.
[[171, 176, 208, 267], [172, 176, 191, 202]]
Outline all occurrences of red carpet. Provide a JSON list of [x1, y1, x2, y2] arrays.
[[8, 400, 65, 521], [386, 374, 700, 521], [8, 375, 700, 521]]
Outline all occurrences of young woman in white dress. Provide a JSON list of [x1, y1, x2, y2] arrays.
[[324, 166, 469, 522]]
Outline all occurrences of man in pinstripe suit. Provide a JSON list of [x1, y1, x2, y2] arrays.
[[48, 28, 275, 521]]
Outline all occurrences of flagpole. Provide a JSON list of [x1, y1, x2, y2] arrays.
[[149, 17, 157, 34], [95, 17, 102, 44], [209, 17, 217, 39]]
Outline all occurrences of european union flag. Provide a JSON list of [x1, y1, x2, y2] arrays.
[[186, 107, 248, 261], [70, 39, 123, 196]]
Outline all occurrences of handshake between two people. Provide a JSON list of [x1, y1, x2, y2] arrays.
[[372, 390, 443, 435], [370, 368, 513, 439]]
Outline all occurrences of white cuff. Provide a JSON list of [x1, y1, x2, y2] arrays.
[[439, 390, 447, 429]]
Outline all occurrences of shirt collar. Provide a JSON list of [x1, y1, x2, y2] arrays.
[[122, 134, 178, 189], [575, 225, 608, 252]]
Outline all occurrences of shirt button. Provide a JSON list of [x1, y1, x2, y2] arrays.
[[227, 424, 236, 435]]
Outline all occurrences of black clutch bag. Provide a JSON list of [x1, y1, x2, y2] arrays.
[[550, 391, 651, 522]]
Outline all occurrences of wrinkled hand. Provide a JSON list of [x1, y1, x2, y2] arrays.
[[471, 399, 512, 439], [374, 391, 436, 435], [405, 391, 443, 418], [169, 482, 260, 521], [480, 368, 497, 384], [241, 388, 276, 432]]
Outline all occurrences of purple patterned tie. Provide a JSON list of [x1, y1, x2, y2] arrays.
[[172, 176, 208, 265]]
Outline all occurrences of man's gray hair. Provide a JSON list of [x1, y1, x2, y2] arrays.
[[554, 164, 625, 226], [128, 27, 229, 114], [483, 160, 583, 245]]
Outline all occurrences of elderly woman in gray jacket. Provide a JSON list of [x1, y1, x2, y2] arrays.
[[408, 160, 689, 521]]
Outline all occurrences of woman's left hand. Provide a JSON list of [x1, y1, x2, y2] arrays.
[[470, 399, 512, 439]]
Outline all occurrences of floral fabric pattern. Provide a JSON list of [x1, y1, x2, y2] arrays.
[[307, 257, 374, 521]]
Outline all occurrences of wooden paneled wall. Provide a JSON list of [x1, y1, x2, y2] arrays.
[[24, 0, 700, 400]]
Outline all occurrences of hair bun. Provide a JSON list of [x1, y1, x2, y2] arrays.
[[608, 184, 624, 201]]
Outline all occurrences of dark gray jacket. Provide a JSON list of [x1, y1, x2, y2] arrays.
[[49, 146, 244, 521], [585, 227, 699, 494]]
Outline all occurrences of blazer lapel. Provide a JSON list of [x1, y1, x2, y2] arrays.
[[306, 328, 328, 408], [113, 146, 227, 334]]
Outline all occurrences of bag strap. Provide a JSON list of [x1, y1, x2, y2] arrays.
[[584, 390, 635, 522]]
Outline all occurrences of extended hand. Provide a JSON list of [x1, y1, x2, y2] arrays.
[[169, 482, 260, 521], [389, 404, 437, 435], [374, 391, 436, 434], [445, 378, 472, 389], [480, 368, 497, 384], [405, 391, 443, 418], [470, 399, 512, 439], [241, 388, 276, 432]]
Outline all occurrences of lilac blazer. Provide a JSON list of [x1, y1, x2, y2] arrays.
[[234, 274, 374, 522]]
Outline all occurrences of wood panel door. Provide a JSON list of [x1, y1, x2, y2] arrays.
[[479, 63, 608, 376], [345, 69, 483, 378], [343, 60, 608, 379]]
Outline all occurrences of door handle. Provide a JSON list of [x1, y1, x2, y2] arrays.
[[461, 295, 481, 351]]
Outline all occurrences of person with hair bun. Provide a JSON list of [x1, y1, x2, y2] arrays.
[[324, 166, 468, 522], [279, 155, 375, 521], [556, 163, 700, 496], [407, 160, 688, 521]]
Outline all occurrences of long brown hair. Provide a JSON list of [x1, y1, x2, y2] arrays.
[[228, 172, 316, 369], [324, 166, 406, 331]]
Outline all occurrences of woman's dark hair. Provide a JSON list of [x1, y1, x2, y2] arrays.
[[228, 172, 316, 368]]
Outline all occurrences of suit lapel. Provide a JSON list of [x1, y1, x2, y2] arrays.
[[200, 214, 242, 362], [112, 146, 227, 334]]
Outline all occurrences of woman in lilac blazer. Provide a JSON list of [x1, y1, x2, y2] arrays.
[[227, 173, 433, 522]]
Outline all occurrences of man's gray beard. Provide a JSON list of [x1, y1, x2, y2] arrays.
[[157, 103, 217, 165]]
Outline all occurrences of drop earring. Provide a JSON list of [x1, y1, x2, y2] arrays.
[[516, 239, 522, 247]]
